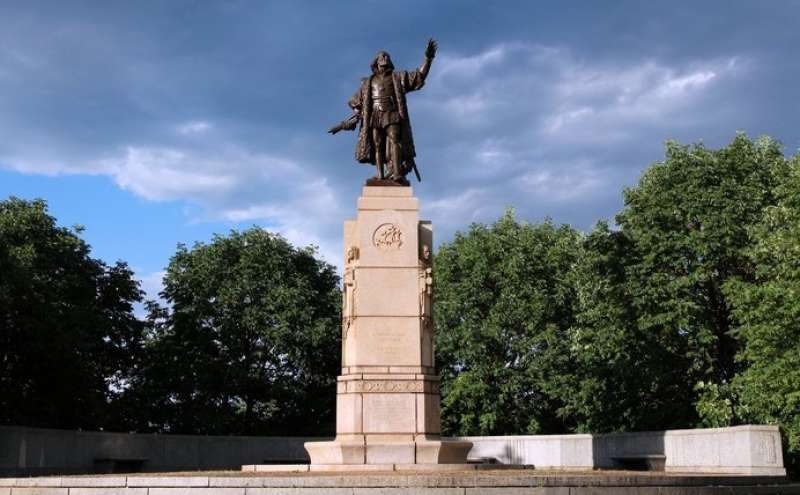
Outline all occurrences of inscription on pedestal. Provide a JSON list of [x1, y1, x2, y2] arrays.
[[348, 317, 423, 366], [356, 270, 421, 316], [375, 327, 405, 360], [363, 393, 416, 433]]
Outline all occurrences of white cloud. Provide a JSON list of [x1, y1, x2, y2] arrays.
[[658, 70, 716, 95], [435, 45, 509, 79], [422, 44, 746, 142], [0, 118, 345, 267], [543, 106, 595, 134], [545, 57, 742, 138], [518, 166, 606, 202], [107, 147, 238, 201], [217, 177, 342, 264], [97, 144, 343, 265], [410, 44, 749, 215], [424, 188, 485, 217], [421, 187, 499, 235], [441, 92, 489, 118], [176, 120, 212, 135]]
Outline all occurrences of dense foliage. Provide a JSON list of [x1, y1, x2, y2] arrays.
[[434, 134, 799, 472], [127, 228, 341, 435], [724, 154, 800, 473], [0, 204, 339, 435], [559, 135, 787, 433], [434, 212, 581, 435], [0, 197, 144, 430]]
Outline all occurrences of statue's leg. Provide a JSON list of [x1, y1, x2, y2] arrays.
[[386, 124, 402, 179], [372, 127, 385, 179]]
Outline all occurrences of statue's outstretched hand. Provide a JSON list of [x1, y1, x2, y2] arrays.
[[425, 38, 437, 59]]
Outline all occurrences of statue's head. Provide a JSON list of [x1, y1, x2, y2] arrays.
[[371, 51, 394, 74]]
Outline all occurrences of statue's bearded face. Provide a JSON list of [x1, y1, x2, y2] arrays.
[[372, 51, 394, 74]]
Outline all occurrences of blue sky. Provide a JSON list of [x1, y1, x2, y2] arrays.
[[1, 1, 799, 303]]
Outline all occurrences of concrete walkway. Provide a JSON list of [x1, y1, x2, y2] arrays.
[[1, 470, 797, 494]]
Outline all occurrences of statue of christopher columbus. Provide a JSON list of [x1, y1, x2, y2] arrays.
[[329, 39, 437, 186]]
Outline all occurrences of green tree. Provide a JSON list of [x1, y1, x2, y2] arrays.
[[0, 197, 144, 430], [434, 211, 581, 436], [559, 134, 787, 432], [130, 228, 340, 435], [560, 222, 700, 431], [725, 155, 800, 474]]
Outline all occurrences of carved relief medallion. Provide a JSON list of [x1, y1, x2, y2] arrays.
[[373, 223, 403, 251]]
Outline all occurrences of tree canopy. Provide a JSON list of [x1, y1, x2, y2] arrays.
[[558, 134, 788, 432], [724, 153, 800, 473], [0, 197, 144, 430], [127, 228, 341, 435], [432, 134, 799, 472], [434, 211, 581, 435]]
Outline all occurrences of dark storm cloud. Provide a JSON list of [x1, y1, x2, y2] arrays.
[[0, 0, 798, 264]]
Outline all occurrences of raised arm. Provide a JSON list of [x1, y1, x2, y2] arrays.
[[419, 38, 437, 80]]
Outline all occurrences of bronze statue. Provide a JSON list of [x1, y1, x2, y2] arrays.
[[329, 39, 437, 186]]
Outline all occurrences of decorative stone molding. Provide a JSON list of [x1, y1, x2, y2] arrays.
[[341, 365, 437, 375], [337, 379, 440, 394], [373, 223, 403, 251]]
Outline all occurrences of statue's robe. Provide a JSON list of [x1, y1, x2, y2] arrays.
[[348, 69, 426, 171]]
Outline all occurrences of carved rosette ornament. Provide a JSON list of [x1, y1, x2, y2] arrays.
[[373, 223, 403, 251]]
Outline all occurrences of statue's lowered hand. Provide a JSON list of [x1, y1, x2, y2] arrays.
[[328, 113, 360, 135], [425, 38, 437, 59]]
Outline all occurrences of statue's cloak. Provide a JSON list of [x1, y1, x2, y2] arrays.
[[348, 69, 426, 168]]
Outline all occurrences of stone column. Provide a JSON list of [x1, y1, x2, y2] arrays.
[[305, 186, 471, 465]]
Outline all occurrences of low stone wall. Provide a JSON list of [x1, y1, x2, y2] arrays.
[[0, 424, 785, 476], [453, 433, 594, 469], [457, 425, 786, 475], [0, 426, 315, 476], [663, 425, 784, 474]]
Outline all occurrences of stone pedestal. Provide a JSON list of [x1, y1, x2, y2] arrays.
[[304, 186, 471, 465]]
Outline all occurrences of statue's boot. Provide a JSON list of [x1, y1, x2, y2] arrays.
[[389, 174, 409, 186]]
